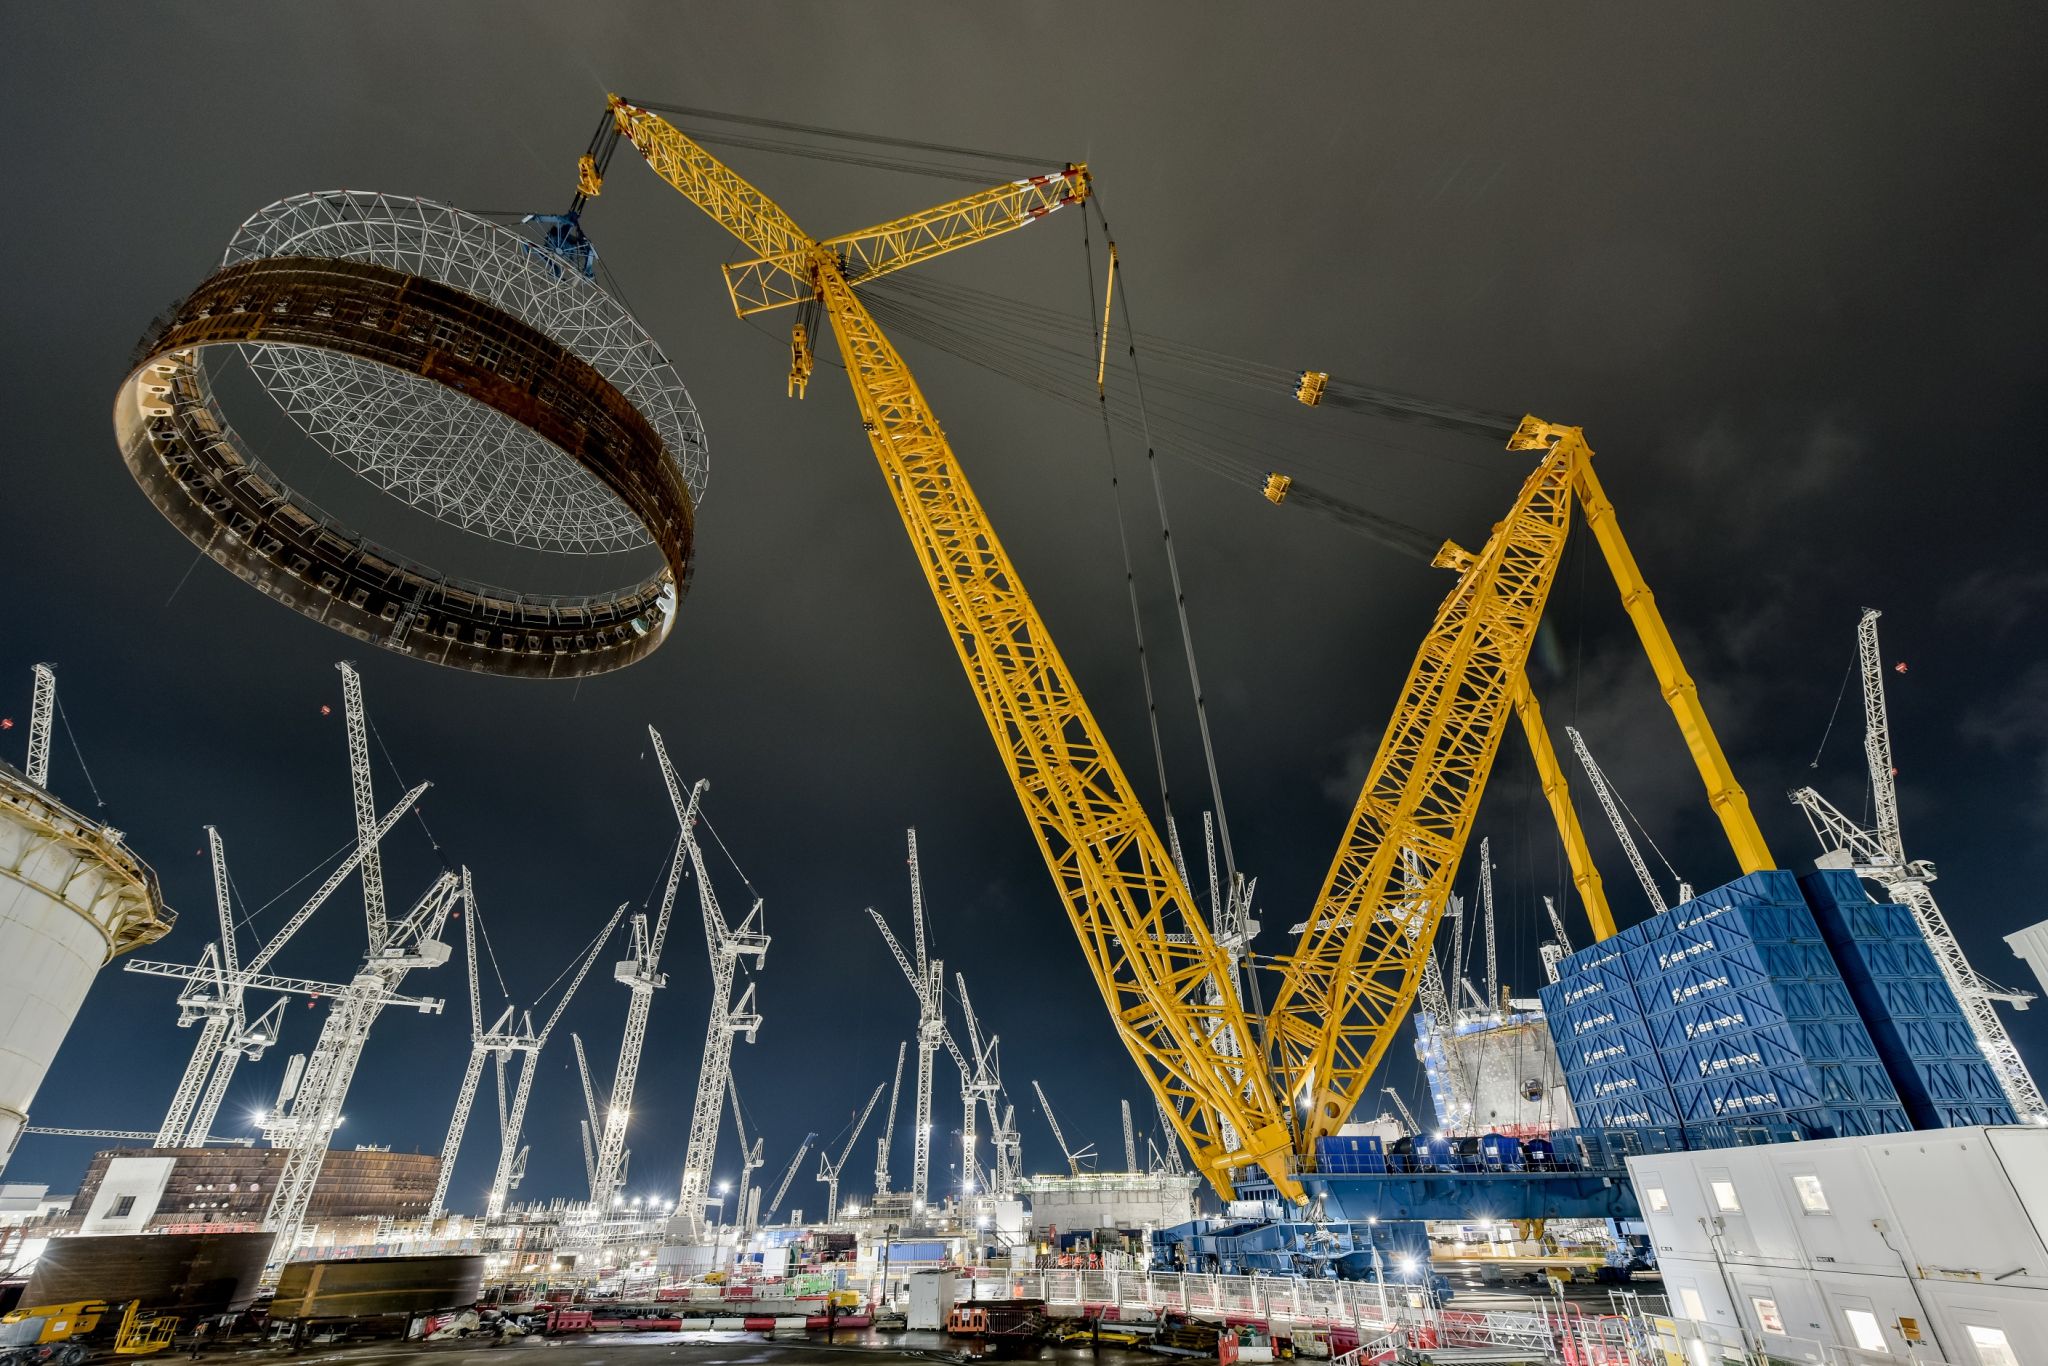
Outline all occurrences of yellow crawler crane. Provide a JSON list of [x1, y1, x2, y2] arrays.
[[593, 97, 1773, 1200]]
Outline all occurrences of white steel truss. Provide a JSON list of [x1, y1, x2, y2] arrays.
[[1792, 607, 2046, 1121]]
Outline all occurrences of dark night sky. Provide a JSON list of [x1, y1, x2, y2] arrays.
[[5, 6, 2047, 1215]]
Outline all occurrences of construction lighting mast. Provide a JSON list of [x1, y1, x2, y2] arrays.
[[1792, 609, 2046, 1121], [654, 728, 770, 1243], [817, 1082, 887, 1224], [588, 777, 694, 1224], [598, 99, 1769, 1197], [875, 1040, 906, 1198]]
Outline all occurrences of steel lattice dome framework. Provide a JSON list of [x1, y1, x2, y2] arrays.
[[223, 191, 708, 555]]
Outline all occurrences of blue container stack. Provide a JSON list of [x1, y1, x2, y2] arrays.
[[1540, 939, 1682, 1129], [1541, 871, 1913, 1144], [1800, 869, 2018, 1129]]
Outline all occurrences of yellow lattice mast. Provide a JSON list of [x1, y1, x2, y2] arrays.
[[591, 97, 1774, 1198], [596, 97, 1299, 1196]]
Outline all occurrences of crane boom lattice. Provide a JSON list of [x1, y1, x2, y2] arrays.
[[604, 100, 1775, 1198]]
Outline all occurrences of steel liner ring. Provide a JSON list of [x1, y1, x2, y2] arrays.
[[115, 256, 695, 678]]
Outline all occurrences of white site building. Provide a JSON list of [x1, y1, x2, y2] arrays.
[[1628, 1124, 2047, 1365]]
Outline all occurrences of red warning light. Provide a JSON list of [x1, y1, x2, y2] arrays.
[[321, 704, 333, 715], [1894, 662, 1908, 674], [0, 718, 12, 730]]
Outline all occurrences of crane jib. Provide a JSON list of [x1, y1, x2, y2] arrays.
[[604, 98, 1776, 1201]]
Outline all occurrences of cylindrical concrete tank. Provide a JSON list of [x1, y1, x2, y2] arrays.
[[268, 1255, 485, 1321], [25, 1232, 271, 1316], [0, 766, 174, 1171]]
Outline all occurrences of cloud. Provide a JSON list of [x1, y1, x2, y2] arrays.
[[1941, 564, 2048, 637], [1959, 661, 2048, 827]]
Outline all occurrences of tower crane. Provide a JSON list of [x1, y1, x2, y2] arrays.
[[866, 829, 946, 1210], [432, 884, 623, 1220], [875, 1040, 906, 1198], [587, 770, 694, 1224], [571, 1033, 600, 1198], [817, 1082, 887, 1224], [994, 1102, 1021, 1198], [256, 663, 458, 1259], [1478, 837, 1498, 1013], [765, 1132, 816, 1224], [24, 663, 54, 788], [154, 828, 265, 1147], [142, 787, 427, 1149], [1539, 896, 1574, 985], [25, 1126, 251, 1147], [482, 902, 621, 1220], [595, 99, 1773, 1197], [1568, 726, 1691, 913], [1031, 1080, 1095, 1175], [1121, 1100, 1138, 1173], [954, 971, 1007, 1199], [728, 1078, 765, 1232], [263, 869, 459, 1257], [1153, 1096, 1188, 1177], [654, 728, 770, 1243], [1791, 609, 2046, 1120]]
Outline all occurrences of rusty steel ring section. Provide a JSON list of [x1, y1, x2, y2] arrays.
[[114, 256, 694, 678]]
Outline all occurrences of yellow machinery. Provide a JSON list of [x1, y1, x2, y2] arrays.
[[590, 97, 1772, 1202], [0, 1302, 179, 1364]]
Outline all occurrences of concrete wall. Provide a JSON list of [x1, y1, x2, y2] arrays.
[[1020, 1173, 1199, 1234], [1629, 1125, 2048, 1364], [80, 1156, 176, 1234], [0, 805, 119, 1172]]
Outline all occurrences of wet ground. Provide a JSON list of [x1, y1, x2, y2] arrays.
[[270, 1332, 1163, 1366]]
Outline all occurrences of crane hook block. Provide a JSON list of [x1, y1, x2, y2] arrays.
[[1262, 472, 1293, 505], [1295, 370, 1329, 406], [788, 322, 814, 400], [577, 154, 604, 199]]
